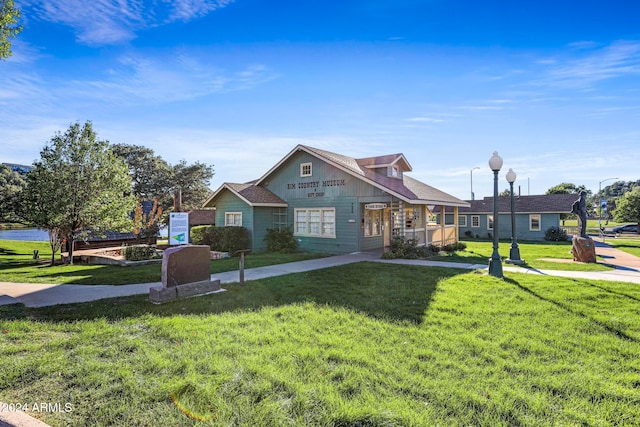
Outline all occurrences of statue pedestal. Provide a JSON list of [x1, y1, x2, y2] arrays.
[[572, 236, 596, 263]]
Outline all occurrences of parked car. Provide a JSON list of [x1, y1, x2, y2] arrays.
[[612, 224, 638, 234]]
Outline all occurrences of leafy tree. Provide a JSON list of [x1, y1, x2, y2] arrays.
[[546, 182, 590, 196], [172, 159, 214, 211], [21, 121, 135, 264], [111, 144, 173, 201], [1, 0, 22, 59], [0, 163, 25, 222], [612, 187, 640, 234], [112, 143, 214, 213]]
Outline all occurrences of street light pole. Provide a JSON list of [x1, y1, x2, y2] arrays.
[[470, 166, 480, 200], [598, 177, 618, 240], [505, 168, 524, 265], [488, 152, 503, 278]]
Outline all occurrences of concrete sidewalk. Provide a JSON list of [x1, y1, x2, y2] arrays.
[[1, 245, 640, 309], [0, 252, 380, 308]]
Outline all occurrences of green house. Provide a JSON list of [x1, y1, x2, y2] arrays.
[[454, 194, 577, 241], [203, 145, 469, 254]]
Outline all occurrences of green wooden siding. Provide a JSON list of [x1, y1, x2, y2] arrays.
[[458, 213, 561, 241], [252, 207, 276, 252], [213, 190, 254, 247], [263, 151, 393, 254]]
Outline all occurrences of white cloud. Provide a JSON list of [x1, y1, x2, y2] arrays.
[[540, 40, 640, 88], [404, 117, 444, 123], [62, 53, 276, 104], [20, 0, 234, 45]]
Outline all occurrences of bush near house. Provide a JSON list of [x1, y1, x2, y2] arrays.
[[544, 226, 569, 242], [122, 245, 160, 261], [264, 227, 298, 253], [190, 226, 251, 254], [190, 225, 216, 247]]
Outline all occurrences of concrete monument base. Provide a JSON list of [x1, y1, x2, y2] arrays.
[[150, 279, 224, 304]]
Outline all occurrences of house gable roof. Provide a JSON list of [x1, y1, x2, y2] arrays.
[[452, 193, 578, 214], [254, 145, 469, 207], [203, 183, 288, 208]]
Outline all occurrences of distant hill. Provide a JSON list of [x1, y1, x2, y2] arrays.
[[2, 163, 32, 174]]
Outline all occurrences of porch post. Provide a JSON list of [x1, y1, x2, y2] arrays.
[[440, 205, 445, 244], [454, 206, 459, 242]]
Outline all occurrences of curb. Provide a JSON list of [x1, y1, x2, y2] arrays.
[[0, 404, 51, 427]]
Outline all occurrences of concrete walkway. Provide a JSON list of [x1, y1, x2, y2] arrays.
[[0, 252, 380, 308], [1, 244, 640, 309]]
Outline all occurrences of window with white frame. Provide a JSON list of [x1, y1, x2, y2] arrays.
[[487, 215, 494, 230], [530, 214, 541, 231], [459, 215, 467, 227], [300, 162, 312, 177], [364, 209, 382, 237], [471, 215, 480, 228], [294, 208, 335, 238], [225, 212, 242, 226]]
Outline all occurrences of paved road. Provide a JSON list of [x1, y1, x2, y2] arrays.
[[1, 244, 639, 308]]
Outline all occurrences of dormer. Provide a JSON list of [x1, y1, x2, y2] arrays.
[[356, 153, 412, 179]]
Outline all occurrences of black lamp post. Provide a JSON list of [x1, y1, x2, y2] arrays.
[[505, 168, 524, 265], [488, 151, 503, 278]]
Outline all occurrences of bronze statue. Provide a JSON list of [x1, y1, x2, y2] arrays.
[[572, 191, 588, 238]]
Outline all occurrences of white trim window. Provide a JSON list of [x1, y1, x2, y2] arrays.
[[300, 162, 312, 177], [471, 215, 480, 228], [295, 208, 336, 238], [487, 215, 494, 230], [364, 209, 382, 237], [458, 215, 467, 227], [225, 212, 242, 226], [530, 214, 541, 231]]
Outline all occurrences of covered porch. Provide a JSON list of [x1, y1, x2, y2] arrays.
[[382, 200, 460, 247]]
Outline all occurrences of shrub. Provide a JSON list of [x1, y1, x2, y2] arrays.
[[427, 243, 441, 254], [382, 236, 421, 259], [190, 225, 216, 246], [441, 241, 466, 255], [190, 226, 251, 254], [218, 227, 251, 254], [123, 245, 159, 261], [545, 226, 568, 242], [264, 227, 298, 253]]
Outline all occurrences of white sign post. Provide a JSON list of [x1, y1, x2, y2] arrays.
[[169, 212, 190, 245]]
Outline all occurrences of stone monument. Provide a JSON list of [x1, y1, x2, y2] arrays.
[[571, 191, 596, 263], [150, 245, 224, 303]]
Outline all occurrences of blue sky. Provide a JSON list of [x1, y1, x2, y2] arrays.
[[2, 0, 639, 200]]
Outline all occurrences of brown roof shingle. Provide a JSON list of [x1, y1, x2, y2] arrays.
[[455, 193, 578, 214]]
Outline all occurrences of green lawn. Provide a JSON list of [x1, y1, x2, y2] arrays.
[[1, 262, 639, 426], [0, 240, 324, 285], [434, 239, 614, 271], [605, 238, 640, 258]]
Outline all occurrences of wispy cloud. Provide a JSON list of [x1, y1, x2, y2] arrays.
[[20, 0, 234, 45], [540, 40, 640, 88], [62, 53, 276, 104], [404, 117, 444, 123]]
